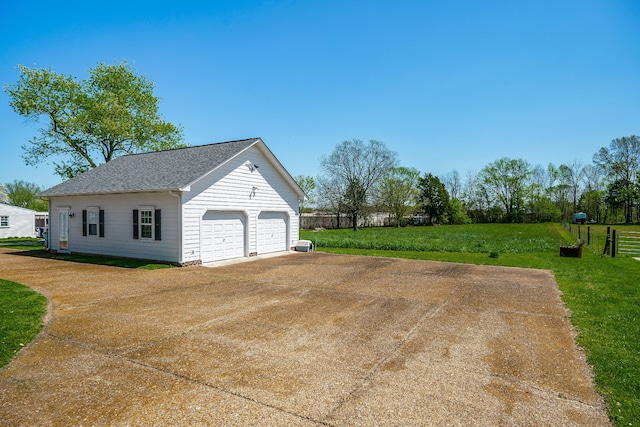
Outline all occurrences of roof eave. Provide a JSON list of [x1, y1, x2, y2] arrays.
[[254, 140, 308, 201], [40, 188, 185, 198]]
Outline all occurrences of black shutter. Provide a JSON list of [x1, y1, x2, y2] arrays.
[[133, 209, 139, 239], [154, 209, 161, 241], [99, 210, 105, 238], [82, 210, 87, 236]]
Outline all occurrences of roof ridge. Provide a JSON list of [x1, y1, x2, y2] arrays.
[[120, 137, 260, 158]]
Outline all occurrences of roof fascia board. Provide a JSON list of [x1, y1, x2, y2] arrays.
[[254, 140, 308, 200], [42, 188, 184, 198], [0, 203, 38, 213]]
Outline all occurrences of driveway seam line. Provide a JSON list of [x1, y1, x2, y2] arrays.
[[116, 293, 304, 357], [322, 282, 463, 421], [121, 357, 337, 427], [482, 371, 607, 409], [42, 332, 336, 427]]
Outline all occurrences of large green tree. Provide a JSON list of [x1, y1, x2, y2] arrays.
[[417, 173, 449, 225], [316, 175, 347, 228], [4, 62, 185, 179], [558, 160, 584, 215], [294, 175, 316, 213], [479, 157, 531, 222], [4, 180, 48, 211], [319, 139, 397, 231], [374, 166, 420, 226], [593, 135, 640, 223]]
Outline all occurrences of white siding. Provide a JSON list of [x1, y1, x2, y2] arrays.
[[47, 192, 180, 263], [0, 204, 36, 238], [182, 145, 300, 263]]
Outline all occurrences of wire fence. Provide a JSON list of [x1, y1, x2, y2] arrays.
[[560, 221, 640, 258]]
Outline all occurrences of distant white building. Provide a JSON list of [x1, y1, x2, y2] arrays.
[[0, 203, 39, 238]]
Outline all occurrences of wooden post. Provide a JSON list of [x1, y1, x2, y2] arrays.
[[612, 229, 616, 258], [603, 226, 611, 255], [578, 225, 581, 240], [587, 226, 591, 246]]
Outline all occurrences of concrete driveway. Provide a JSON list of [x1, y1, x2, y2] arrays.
[[0, 250, 609, 426]]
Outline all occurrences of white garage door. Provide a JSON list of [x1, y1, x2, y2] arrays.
[[201, 212, 246, 262], [257, 212, 287, 254]]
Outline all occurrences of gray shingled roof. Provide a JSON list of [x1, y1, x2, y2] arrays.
[[40, 138, 259, 196]]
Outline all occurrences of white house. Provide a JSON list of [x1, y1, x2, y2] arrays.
[[0, 203, 38, 238], [39, 138, 306, 265]]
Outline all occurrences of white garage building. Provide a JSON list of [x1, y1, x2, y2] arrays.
[[39, 138, 306, 265]]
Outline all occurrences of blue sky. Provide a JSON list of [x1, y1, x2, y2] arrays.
[[1, 0, 639, 190]]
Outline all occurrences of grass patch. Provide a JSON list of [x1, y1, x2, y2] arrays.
[[0, 238, 172, 269], [0, 237, 43, 243], [0, 279, 47, 368], [0, 248, 173, 270], [302, 223, 639, 425], [51, 253, 174, 270], [0, 237, 45, 250], [303, 223, 562, 253]]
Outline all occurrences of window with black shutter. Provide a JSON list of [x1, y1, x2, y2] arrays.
[[134, 207, 161, 240], [99, 209, 105, 238], [133, 209, 139, 239], [84, 208, 102, 237], [154, 209, 161, 241]]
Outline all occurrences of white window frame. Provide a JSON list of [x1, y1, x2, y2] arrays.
[[139, 207, 154, 241], [0, 216, 8, 227], [87, 207, 99, 237]]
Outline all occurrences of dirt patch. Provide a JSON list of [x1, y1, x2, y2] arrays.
[[0, 249, 610, 426]]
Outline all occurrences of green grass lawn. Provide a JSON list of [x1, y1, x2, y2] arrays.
[[302, 223, 639, 426], [0, 247, 173, 270], [48, 253, 174, 270], [0, 237, 45, 250], [0, 279, 47, 368]]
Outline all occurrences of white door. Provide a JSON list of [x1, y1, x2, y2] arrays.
[[201, 212, 245, 262], [58, 209, 70, 253], [257, 212, 287, 254]]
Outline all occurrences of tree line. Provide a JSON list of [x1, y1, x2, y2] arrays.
[[4, 62, 639, 226], [296, 136, 640, 230]]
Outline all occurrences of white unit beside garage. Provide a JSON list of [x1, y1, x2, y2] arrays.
[[257, 212, 287, 254], [201, 212, 246, 262]]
